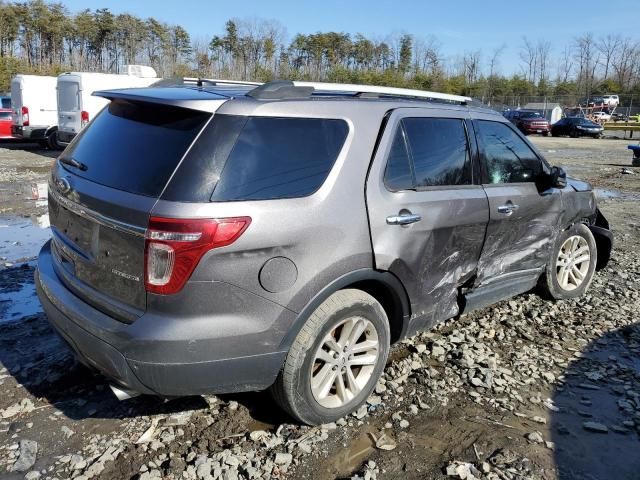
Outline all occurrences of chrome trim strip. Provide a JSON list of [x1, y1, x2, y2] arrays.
[[49, 186, 146, 237]]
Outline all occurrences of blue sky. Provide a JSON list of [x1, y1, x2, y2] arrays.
[[60, 0, 640, 75]]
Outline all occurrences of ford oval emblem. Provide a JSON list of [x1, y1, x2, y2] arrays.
[[56, 176, 72, 194]]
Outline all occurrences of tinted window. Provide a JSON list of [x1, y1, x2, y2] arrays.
[[62, 100, 211, 197], [403, 117, 471, 187], [210, 117, 348, 201], [58, 82, 80, 111], [383, 126, 413, 191], [476, 120, 542, 184], [0, 111, 11, 120], [1, 98, 10, 109]]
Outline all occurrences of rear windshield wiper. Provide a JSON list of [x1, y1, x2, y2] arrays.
[[59, 156, 88, 171]]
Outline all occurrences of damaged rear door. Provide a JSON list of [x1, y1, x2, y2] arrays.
[[366, 108, 489, 335], [472, 116, 563, 290]]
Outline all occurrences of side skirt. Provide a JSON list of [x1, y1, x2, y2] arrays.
[[458, 269, 542, 316]]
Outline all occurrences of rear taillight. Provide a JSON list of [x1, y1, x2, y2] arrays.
[[21, 106, 29, 126], [144, 216, 251, 295], [81, 110, 89, 128]]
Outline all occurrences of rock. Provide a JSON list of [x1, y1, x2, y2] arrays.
[[445, 461, 481, 479], [531, 415, 547, 425], [25, 472, 40, 480], [69, 454, 86, 470], [526, 431, 544, 443], [1, 398, 35, 419], [11, 439, 38, 472], [354, 405, 368, 419], [432, 345, 446, 357], [274, 452, 292, 465], [470, 377, 483, 387], [583, 421, 609, 433], [415, 344, 427, 354], [399, 419, 410, 429], [372, 431, 396, 451], [61, 426, 74, 439], [249, 430, 269, 442]]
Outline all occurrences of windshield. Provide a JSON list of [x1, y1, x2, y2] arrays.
[[1, 98, 10, 109], [521, 112, 543, 119], [61, 99, 211, 197]]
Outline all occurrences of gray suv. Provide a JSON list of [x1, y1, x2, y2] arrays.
[[35, 80, 613, 424]]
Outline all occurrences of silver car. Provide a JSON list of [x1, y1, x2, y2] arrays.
[[36, 80, 613, 424]]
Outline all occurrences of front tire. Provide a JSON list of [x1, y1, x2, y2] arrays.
[[540, 223, 597, 300], [271, 289, 390, 425]]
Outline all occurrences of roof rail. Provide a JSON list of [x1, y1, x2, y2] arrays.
[[247, 80, 314, 100], [154, 77, 262, 88], [293, 81, 471, 104]]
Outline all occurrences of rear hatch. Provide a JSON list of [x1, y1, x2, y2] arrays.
[[57, 75, 81, 135], [49, 97, 212, 322]]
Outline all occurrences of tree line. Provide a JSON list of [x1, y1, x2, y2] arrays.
[[1, 0, 639, 105]]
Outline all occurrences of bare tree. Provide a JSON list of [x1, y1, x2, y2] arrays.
[[574, 33, 599, 96], [597, 34, 621, 79], [520, 36, 537, 83], [536, 40, 552, 86]]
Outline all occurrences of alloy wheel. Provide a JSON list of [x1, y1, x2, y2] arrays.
[[310, 317, 379, 409], [556, 235, 591, 291]]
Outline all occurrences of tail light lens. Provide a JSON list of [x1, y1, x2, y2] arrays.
[[144, 216, 251, 295], [21, 106, 29, 126], [81, 110, 89, 128]]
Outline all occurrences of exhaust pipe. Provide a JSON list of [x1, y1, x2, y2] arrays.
[[109, 384, 140, 401]]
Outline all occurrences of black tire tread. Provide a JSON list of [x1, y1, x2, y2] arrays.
[[271, 289, 387, 424]]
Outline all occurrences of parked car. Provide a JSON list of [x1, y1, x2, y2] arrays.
[[551, 117, 604, 138], [602, 94, 620, 107], [0, 108, 14, 139], [611, 112, 629, 122], [36, 81, 613, 424], [503, 109, 551, 135], [57, 65, 158, 145], [591, 111, 611, 122], [1, 96, 11, 109], [10, 74, 60, 148]]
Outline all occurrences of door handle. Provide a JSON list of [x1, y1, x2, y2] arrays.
[[386, 213, 422, 225], [497, 203, 519, 215]]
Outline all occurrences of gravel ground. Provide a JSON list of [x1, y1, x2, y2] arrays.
[[0, 136, 639, 480]]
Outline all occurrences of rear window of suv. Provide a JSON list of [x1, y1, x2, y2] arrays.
[[61, 100, 211, 197], [162, 115, 349, 202]]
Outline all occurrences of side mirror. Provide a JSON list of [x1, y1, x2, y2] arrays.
[[550, 166, 567, 188]]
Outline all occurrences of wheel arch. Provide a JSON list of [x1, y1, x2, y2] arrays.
[[279, 269, 411, 351]]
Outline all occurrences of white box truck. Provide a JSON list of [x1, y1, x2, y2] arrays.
[[11, 75, 60, 148], [57, 65, 159, 144]]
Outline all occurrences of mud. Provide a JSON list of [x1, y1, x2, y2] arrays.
[[0, 136, 639, 480]]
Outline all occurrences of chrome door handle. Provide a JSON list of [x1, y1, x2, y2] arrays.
[[497, 203, 519, 215], [386, 214, 422, 225]]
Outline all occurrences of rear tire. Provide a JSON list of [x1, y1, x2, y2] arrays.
[[46, 130, 62, 150], [539, 223, 597, 300], [271, 289, 390, 425]]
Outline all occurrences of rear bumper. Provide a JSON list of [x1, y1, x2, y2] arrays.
[[35, 240, 287, 396], [11, 125, 49, 140]]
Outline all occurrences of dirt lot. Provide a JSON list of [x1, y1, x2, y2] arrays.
[[0, 136, 639, 480]]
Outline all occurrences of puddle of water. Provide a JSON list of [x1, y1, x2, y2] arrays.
[[0, 279, 41, 324], [594, 188, 640, 201], [0, 214, 51, 263], [329, 426, 377, 478]]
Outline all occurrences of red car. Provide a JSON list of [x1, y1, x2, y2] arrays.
[[0, 108, 14, 139], [503, 109, 551, 136]]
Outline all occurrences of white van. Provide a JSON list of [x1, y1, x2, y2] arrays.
[[11, 75, 60, 148], [57, 65, 159, 144]]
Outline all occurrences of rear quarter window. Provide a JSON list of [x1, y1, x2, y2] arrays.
[[210, 116, 349, 201]]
